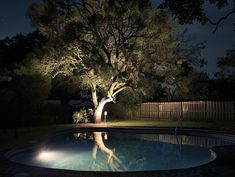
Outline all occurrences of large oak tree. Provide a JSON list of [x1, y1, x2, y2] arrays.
[[25, 0, 197, 123]]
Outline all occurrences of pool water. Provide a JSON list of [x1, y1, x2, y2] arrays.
[[6, 131, 234, 172]]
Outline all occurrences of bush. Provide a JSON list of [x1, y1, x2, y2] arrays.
[[72, 108, 93, 124]]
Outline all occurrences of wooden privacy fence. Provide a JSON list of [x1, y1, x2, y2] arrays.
[[105, 101, 235, 121]]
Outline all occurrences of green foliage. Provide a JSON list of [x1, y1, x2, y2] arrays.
[[176, 72, 210, 100], [27, 0, 179, 99], [13, 75, 51, 109], [25, 0, 206, 115], [18, 39, 83, 78], [0, 32, 46, 69], [0, 32, 51, 127], [72, 108, 93, 123], [0, 32, 47, 87], [27, 0, 73, 38], [218, 50, 235, 68]]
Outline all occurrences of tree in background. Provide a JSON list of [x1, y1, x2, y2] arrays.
[[217, 48, 235, 76], [158, 0, 235, 32], [211, 47, 235, 100], [0, 32, 51, 127], [158, 0, 235, 100], [0, 31, 46, 70], [13, 74, 51, 125], [155, 29, 207, 101]]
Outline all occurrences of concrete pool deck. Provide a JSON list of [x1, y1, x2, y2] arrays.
[[1, 126, 235, 177]]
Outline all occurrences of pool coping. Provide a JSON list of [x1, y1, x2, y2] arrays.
[[1, 127, 235, 177]]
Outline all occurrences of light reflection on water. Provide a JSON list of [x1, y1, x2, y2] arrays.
[[8, 132, 235, 171]]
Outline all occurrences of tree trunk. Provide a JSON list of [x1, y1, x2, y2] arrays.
[[93, 132, 113, 156], [92, 132, 123, 171], [93, 97, 112, 123], [91, 87, 98, 109]]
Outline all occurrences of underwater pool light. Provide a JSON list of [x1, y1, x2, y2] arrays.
[[37, 150, 62, 162]]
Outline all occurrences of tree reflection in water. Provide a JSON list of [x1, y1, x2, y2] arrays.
[[91, 132, 126, 171], [11, 131, 222, 172], [69, 132, 219, 171], [73, 132, 146, 171]]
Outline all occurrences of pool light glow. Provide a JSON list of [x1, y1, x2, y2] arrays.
[[37, 150, 62, 162]]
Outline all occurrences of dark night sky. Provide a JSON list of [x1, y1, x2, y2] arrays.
[[0, 0, 234, 75], [0, 0, 40, 37]]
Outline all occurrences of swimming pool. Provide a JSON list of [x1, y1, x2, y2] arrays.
[[5, 128, 235, 172]]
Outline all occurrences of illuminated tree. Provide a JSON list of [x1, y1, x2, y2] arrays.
[[26, 0, 196, 123]]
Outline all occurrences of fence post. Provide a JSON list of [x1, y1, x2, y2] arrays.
[[204, 101, 207, 121], [233, 101, 235, 122], [181, 101, 183, 120], [158, 103, 160, 120]]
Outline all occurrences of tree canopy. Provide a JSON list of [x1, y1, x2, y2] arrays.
[[24, 0, 205, 122], [217, 48, 235, 68]]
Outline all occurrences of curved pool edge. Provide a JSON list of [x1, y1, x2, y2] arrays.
[[1, 146, 235, 177], [1, 127, 235, 177], [47, 127, 235, 143]]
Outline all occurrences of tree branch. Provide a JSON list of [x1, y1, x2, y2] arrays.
[[107, 82, 118, 97], [206, 10, 235, 32], [112, 86, 129, 97]]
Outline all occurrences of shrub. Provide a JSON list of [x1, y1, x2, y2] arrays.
[[72, 108, 93, 123]]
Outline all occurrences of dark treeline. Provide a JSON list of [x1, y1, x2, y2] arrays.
[[0, 32, 87, 128]]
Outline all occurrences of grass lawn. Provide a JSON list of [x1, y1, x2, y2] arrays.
[[107, 120, 235, 131], [0, 120, 234, 150]]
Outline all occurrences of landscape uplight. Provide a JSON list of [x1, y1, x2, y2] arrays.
[[104, 111, 107, 123]]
